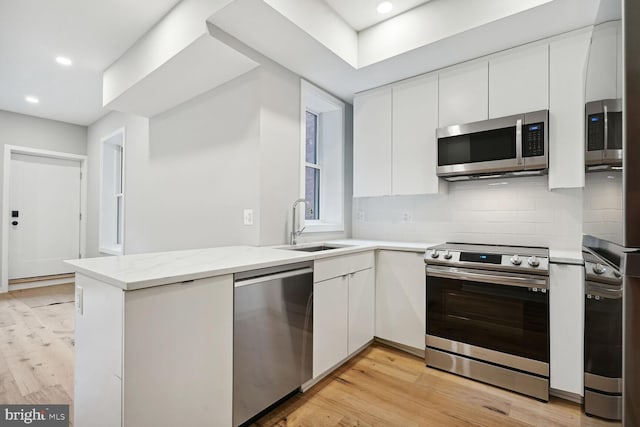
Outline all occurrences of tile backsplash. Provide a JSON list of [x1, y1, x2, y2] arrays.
[[353, 176, 584, 250], [583, 170, 623, 244]]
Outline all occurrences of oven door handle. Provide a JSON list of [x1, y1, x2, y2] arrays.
[[426, 266, 549, 289]]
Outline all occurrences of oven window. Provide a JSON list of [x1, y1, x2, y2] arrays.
[[584, 295, 622, 378], [426, 275, 549, 362], [438, 127, 516, 166]]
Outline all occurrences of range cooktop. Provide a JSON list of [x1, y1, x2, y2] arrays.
[[425, 242, 549, 274]]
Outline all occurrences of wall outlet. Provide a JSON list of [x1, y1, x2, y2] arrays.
[[243, 209, 254, 226], [75, 286, 83, 315], [402, 212, 412, 222], [356, 210, 365, 221]]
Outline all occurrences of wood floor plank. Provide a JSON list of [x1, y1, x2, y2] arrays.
[[253, 344, 621, 427]]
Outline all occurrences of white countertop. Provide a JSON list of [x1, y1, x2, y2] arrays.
[[65, 239, 439, 291], [548, 249, 584, 265]]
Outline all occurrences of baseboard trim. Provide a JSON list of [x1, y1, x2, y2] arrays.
[[550, 388, 583, 404], [374, 337, 425, 358], [9, 277, 74, 291]]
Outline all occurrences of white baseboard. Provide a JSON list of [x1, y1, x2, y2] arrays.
[[550, 388, 583, 404], [9, 277, 74, 291]]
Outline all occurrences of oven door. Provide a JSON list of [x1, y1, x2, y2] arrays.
[[426, 265, 549, 363], [584, 281, 622, 388]]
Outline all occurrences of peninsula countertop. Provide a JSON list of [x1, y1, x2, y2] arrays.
[[65, 240, 438, 291]]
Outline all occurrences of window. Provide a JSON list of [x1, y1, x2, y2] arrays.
[[301, 80, 345, 232], [305, 111, 320, 220], [100, 128, 125, 255]]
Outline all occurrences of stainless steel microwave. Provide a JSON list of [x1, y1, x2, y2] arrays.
[[436, 110, 549, 181], [585, 99, 622, 170]]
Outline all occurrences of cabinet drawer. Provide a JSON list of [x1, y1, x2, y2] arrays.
[[314, 251, 374, 283]]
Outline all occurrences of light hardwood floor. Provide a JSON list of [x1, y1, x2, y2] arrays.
[[253, 347, 621, 427], [0, 285, 621, 427], [0, 284, 74, 425]]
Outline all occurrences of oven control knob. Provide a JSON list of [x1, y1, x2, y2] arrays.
[[510, 255, 522, 266], [593, 263, 606, 275], [443, 250, 453, 260], [528, 256, 540, 267], [430, 250, 440, 259]]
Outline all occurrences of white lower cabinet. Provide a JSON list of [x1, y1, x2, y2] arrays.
[[313, 251, 375, 379], [348, 268, 375, 354], [375, 250, 426, 351], [549, 263, 584, 395], [313, 275, 349, 378], [74, 273, 234, 427]]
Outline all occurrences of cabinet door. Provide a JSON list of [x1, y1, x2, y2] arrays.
[[489, 44, 549, 118], [438, 61, 489, 127], [348, 268, 375, 354], [585, 22, 618, 102], [375, 250, 426, 350], [313, 275, 349, 378], [549, 263, 584, 395], [353, 87, 392, 197], [392, 74, 442, 195], [74, 275, 124, 427], [549, 31, 591, 189], [124, 275, 233, 427]]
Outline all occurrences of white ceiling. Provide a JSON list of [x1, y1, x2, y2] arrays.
[[0, 0, 182, 126], [323, 0, 432, 31]]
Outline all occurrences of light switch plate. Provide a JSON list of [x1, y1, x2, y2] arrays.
[[75, 286, 83, 315], [243, 209, 254, 225]]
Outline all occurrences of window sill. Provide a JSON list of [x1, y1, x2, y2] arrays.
[[304, 222, 344, 233], [100, 245, 123, 256]]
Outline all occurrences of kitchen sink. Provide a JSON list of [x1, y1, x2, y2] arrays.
[[282, 244, 352, 252]]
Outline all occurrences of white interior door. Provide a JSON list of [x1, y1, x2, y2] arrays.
[[9, 153, 81, 279]]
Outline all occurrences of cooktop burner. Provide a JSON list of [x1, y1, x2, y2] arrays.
[[425, 242, 549, 275]]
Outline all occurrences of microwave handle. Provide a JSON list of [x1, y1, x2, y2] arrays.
[[603, 103, 609, 158], [515, 119, 523, 165]]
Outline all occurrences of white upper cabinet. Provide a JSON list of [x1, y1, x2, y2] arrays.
[[438, 61, 489, 127], [549, 30, 591, 190], [489, 44, 549, 118], [353, 87, 392, 197], [392, 74, 441, 195], [585, 21, 619, 102]]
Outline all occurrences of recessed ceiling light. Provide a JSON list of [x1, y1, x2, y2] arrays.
[[25, 96, 39, 104], [377, 1, 393, 14], [55, 56, 72, 66]]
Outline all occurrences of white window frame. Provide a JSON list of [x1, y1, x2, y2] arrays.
[[99, 127, 125, 255], [300, 80, 345, 233]]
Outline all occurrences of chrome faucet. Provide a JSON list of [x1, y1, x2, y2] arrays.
[[290, 198, 309, 245]]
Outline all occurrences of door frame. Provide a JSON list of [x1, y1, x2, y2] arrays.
[[1, 145, 87, 293]]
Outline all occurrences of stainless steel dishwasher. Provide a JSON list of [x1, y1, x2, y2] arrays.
[[233, 261, 313, 426]]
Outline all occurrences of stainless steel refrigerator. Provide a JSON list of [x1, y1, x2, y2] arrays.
[[583, 0, 640, 425]]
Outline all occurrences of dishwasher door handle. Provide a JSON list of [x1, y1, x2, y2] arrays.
[[234, 267, 313, 287]]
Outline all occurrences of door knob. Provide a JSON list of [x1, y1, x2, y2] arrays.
[[11, 221, 18, 226]]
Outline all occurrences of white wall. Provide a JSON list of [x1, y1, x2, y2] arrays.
[[130, 69, 262, 253], [89, 62, 351, 255], [353, 176, 583, 251]]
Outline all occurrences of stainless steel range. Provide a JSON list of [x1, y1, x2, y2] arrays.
[[425, 243, 550, 401], [583, 247, 623, 420]]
